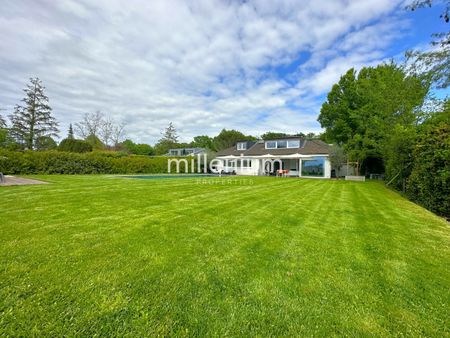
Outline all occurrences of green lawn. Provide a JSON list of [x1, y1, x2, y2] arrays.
[[0, 175, 449, 336]]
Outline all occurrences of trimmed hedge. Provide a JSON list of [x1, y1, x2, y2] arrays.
[[406, 120, 450, 218], [0, 150, 197, 174], [58, 138, 93, 153]]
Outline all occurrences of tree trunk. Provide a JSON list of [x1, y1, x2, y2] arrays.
[[28, 81, 37, 150]]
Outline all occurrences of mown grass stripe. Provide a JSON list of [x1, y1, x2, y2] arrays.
[[0, 175, 448, 336]]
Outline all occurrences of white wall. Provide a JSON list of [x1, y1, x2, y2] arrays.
[[324, 157, 331, 178], [216, 158, 259, 175], [217, 156, 331, 178]]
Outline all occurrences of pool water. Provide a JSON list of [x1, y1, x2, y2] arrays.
[[122, 174, 217, 179]]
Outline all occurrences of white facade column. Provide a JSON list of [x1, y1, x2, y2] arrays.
[[324, 157, 331, 178], [252, 158, 259, 176], [299, 159, 302, 177]]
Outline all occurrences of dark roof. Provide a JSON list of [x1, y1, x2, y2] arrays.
[[216, 139, 330, 156], [215, 140, 256, 156], [262, 135, 303, 140], [168, 147, 205, 152], [166, 147, 206, 156]]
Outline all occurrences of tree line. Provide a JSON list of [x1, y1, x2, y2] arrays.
[[0, 0, 447, 216], [147, 127, 320, 156], [318, 1, 449, 217], [0, 78, 321, 155]]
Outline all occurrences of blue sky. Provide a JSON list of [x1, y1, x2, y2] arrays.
[[0, 0, 448, 144]]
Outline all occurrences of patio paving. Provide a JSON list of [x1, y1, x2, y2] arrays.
[[0, 176, 48, 186]]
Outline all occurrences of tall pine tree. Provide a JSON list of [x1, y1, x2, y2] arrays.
[[161, 122, 178, 143], [0, 114, 6, 129], [154, 122, 179, 155], [9, 78, 59, 150], [68, 123, 74, 139]]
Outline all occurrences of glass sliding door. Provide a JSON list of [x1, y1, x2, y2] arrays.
[[301, 157, 325, 177], [281, 159, 299, 176]]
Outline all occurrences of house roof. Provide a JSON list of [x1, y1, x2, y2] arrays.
[[216, 147, 248, 156], [168, 147, 205, 152], [262, 135, 304, 140], [166, 147, 207, 156], [216, 139, 331, 157]]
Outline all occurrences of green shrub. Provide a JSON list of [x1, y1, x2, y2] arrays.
[[85, 134, 105, 150], [406, 118, 450, 218], [383, 125, 416, 191], [35, 136, 58, 151], [58, 138, 93, 153], [120, 139, 154, 155], [0, 150, 196, 175], [0, 128, 22, 150]]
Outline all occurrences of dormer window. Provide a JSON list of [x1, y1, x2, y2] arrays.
[[237, 142, 246, 150], [266, 141, 276, 149], [277, 140, 287, 148], [287, 140, 300, 148], [265, 139, 300, 149]]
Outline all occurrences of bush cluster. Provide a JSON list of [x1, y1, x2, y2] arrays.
[[0, 150, 196, 175], [58, 138, 93, 153], [406, 120, 450, 218]]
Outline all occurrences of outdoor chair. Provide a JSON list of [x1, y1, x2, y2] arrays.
[[277, 169, 289, 177]]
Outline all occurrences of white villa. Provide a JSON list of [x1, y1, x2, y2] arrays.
[[215, 136, 332, 178]]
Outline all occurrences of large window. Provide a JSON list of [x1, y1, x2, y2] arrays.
[[277, 140, 287, 148], [236, 159, 252, 168], [302, 157, 325, 177], [237, 142, 246, 150], [265, 141, 276, 149], [265, 139, 300, 149], [287, 140, 300, 148]]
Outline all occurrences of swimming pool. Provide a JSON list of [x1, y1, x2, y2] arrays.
[[122, 174, 218, 180]]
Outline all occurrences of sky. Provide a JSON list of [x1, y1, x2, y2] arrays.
[[0, 0, 448, 144]]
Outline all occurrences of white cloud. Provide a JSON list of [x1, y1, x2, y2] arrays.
[[0, 0, 411, 143]]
